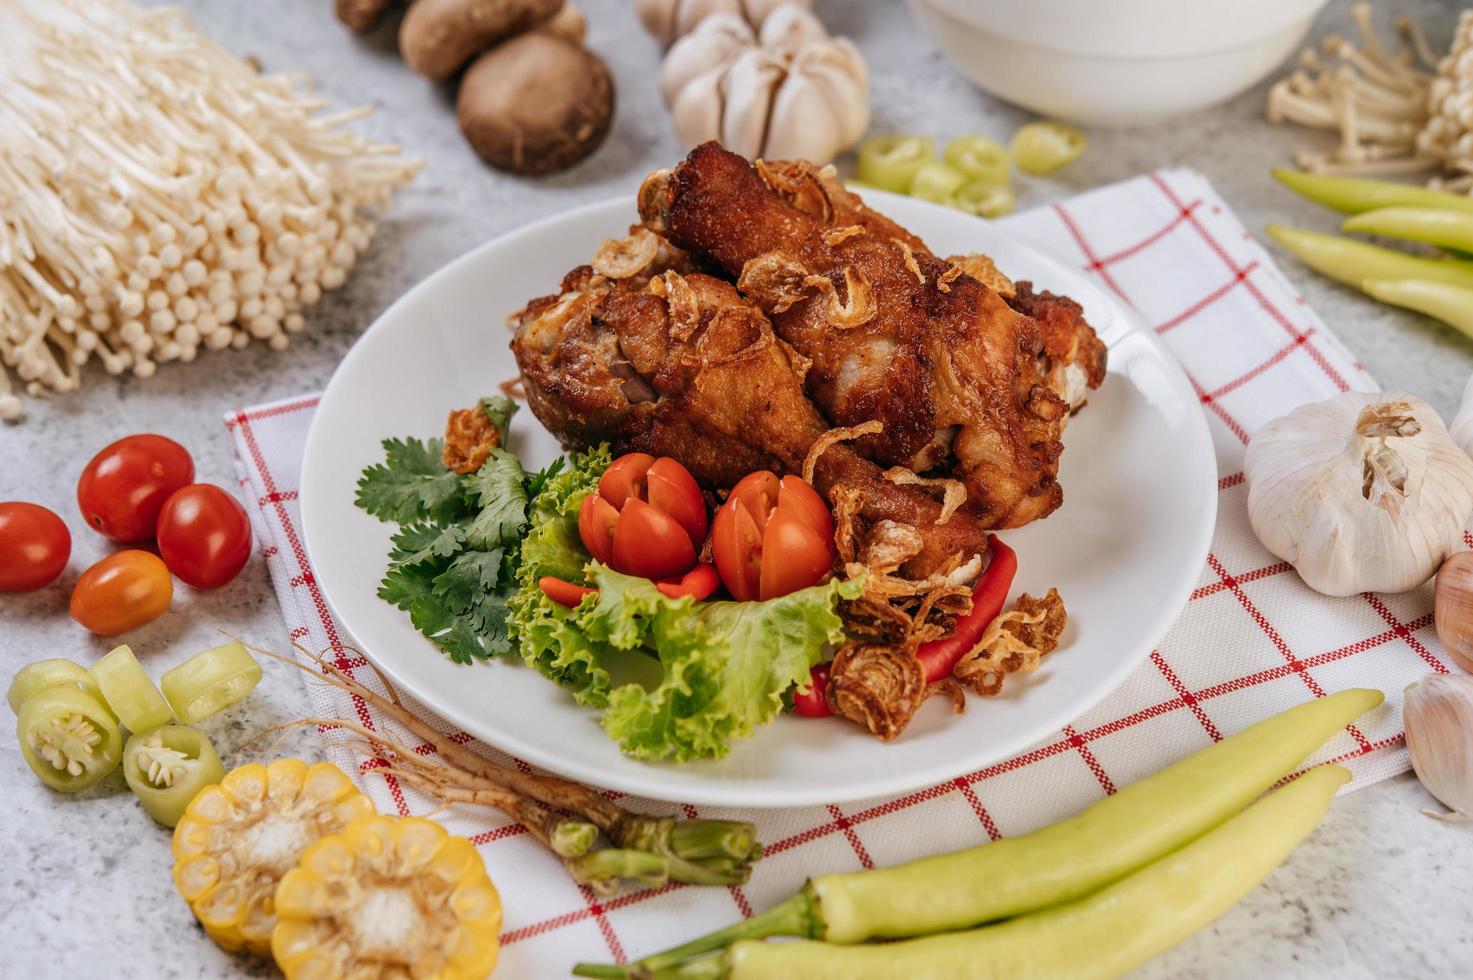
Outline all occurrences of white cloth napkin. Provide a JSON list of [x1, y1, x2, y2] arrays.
[[227, 168, 1451, 975]]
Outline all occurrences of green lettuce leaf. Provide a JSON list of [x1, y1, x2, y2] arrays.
[[507, 443, 861, 761]]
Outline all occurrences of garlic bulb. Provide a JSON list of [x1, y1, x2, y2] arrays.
[[1245, 392, 1473, 596], [635, 0, 810, 47], [1403, 674, 1473, 821], [1434, 552, 1473, 673], [1448, 372, 1473, 459], [658, 6, 869, 166]]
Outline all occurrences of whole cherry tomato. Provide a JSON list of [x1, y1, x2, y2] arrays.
[[155, 484, 253, 589], [577, 454, 707, 581], [792, 663, 833, 717], [0, 502, 72, 592], [712, 471, 834, 601], [70, 550, 173, 636], [77, 434, 194, 543]]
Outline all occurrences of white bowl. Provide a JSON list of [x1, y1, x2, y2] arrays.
[[908, 0, 1330, 127]]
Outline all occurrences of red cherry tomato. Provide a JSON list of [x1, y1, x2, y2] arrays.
[[713, 471, 834, 601], [578, 454, 709, 581], [612, 497, 696, 580], [792, 663, 832, 717], [70, 550, 173, 636], [155, 484, 253, 589], [0, 502, 71, 592], [77, 434, 194, 543]]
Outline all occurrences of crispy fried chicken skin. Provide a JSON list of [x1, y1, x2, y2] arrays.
[[639, 142, 1102, 528], [509, 240, 992, 577]]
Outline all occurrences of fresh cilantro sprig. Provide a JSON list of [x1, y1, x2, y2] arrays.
[[355, 396, 562, 665]]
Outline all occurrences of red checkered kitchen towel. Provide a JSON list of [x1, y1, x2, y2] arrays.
[[226, 168, 1453, 975]]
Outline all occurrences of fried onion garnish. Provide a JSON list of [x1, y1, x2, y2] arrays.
[[858, 520, 924, 574], [953, 589, 1067, 697], [591, 228, 660, 279], [930, 676, 967, 715], [442, 407, 501, 474], [499, 375, 526, 400], [802, 267, 877, 329], [648, 270, 702, 341], [945, 252, 1016, 297], [826, 642, 927, 741], [894, 239, 926, 285], [828, 483, 866, 564], [738, 251, 811, 313], [802, 419, 884, 484], [936, 263, 964, 294], [883, 467, 967, 524], [823, 224, 866, 247], [755, 158, 835, 223]]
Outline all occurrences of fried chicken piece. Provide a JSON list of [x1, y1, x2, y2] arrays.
[[442, 407, 501, 473], [750, 158, 1107, 417], [509, 234, 992, 577]]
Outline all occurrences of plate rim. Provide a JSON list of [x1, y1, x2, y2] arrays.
[[301, 190, 1218, 807]]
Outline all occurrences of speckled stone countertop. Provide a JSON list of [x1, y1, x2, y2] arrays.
[[3, 0, 1471, 976]]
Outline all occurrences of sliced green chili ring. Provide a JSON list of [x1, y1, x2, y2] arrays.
[[160, 641, 263, 724], [8, 659, 102, 715], [908, 160, 967, 205], [943, 136, 1010, 188], [857, 136, 936, 193], [123, 725, 226, 827], [91, 644, 174, 733], [17, 686, 124, 792], [953, 180, 1016, 218], [1011, 122, 1087, 176]]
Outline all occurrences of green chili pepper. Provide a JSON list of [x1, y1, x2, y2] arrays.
[[953, 181, 1015, 219], [943, 136, 1010, 188], [1343, 207, 1473, 253], [17, 686, 124, 792], [1362, 278, 1473, 338], [122, 725, 226, 826], [91, 644, 174, 733], [683, 765, 1349, 980], [857, 136, 936, 194], [160, 641, 262, 724], [577, 688, 1380, 977], [1010, 122, 1086, 176], [1265, 225, 1473, 293], [909, 160, 967, 205], [1272, 168, 1473, 215], [8, 659, 101, 715]]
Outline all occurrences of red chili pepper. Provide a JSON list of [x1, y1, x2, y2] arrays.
[[916, 537, 1018, 684], [656, 562, 721, 601], [539, 576, 598, 608], [792, 663, 832, 717]]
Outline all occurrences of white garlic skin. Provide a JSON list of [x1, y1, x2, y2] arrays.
[[1245, 392, 1473, 597], [1446, 371, 1473, 458], [1434, 552, 1473, 673], [1403, 674, 1473, 822]]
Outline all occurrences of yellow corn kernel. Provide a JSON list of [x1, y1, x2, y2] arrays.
[[272, 815, 502, 980], [171, 759, 375, 956]]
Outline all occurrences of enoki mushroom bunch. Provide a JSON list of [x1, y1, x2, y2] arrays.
[[1266, 2, 1473, 191], [0, 0, 420, 420]]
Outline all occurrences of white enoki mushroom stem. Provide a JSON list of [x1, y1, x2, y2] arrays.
[[0, 0, 421, 421]]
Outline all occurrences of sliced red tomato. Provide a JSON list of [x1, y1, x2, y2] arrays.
[[612, 498, 696, 580], [578, 453, 708, 582], [713, 471, 834, 602], [77, 434, 194, 543], [792, 663, 832, 717], [0, 502, 71, 592]]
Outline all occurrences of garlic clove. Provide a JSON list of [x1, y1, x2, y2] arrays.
[[1448, 371, 1473, 459], [659, 13, 753, 106], [720, 49, 785, 160], [668, 69, 729, 149], [763, 75, 842, 163], [1404, 674, 1473, 821], [1434, 552, 1473, 674]]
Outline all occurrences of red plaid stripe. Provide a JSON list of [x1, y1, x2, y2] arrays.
[[227, 169, 1453, 974]]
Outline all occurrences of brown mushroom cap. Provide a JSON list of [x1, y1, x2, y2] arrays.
[[456, 33, 615, 175], [400, 0, 563, 81]]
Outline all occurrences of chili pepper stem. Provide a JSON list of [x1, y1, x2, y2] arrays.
[[575, 890, 820, 978]]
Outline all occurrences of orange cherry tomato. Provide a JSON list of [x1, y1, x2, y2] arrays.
[[578, 494, 620, 566], [713, 471, 834, 602], [0, 502, 71, 592], [612, 498, 696, 581], [69, 550, 173, 636], [77, 434, 194, 543]]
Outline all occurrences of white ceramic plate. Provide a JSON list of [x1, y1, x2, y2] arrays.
[[301, 190, 1216, 808]]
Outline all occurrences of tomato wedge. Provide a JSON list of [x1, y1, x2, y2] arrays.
[[713, 471, 834, 601], [578, 453, 708, 581]]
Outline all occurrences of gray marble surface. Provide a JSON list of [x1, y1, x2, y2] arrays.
[[2, 0, 1471, 976]]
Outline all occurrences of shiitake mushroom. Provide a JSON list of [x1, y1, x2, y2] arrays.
[[457, 33, 614, 175]]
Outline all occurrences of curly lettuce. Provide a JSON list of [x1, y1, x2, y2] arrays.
[[508, 448, 861, 761]]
